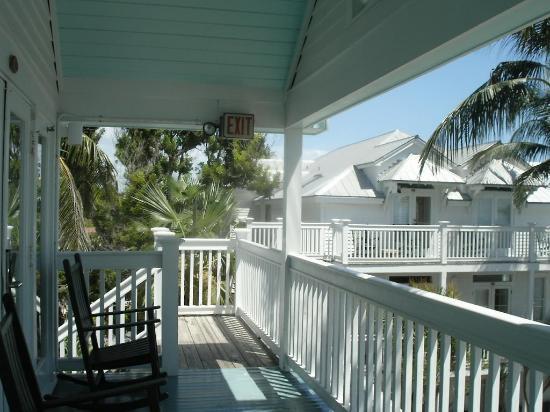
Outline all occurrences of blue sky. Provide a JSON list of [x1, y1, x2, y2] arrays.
[[268, 41, 514, 160], [100, 39, 514, 172]]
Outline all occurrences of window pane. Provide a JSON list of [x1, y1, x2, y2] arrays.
[[534, 278, 545, 322], [474, 289, 490, 308], [494, 288, 509, 313], [477, 198, 492, 225], [393, 196, 409, 225], [495, 199, 511, 226]]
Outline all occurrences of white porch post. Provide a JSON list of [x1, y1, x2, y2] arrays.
[[438, 221, 450, 292], [154, 229, 180, 376], [527, 222, 536, 320], [39, 125, 60, 375], [279, 127, 302, 370]]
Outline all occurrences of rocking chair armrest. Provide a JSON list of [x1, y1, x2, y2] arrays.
[[83, 318, 160, 332], [42, 377, 166, 408], [92, 305, 161, 317]]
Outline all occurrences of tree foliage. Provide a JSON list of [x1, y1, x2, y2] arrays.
[[420, 18, 550, 206]]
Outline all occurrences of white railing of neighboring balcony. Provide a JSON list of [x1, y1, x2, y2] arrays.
[[247, 220, 550, 264], [235, 237, 550, 412], [178, 238, 235, 315]]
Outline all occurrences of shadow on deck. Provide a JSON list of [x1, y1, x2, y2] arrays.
[[54, 315, 329, 411]]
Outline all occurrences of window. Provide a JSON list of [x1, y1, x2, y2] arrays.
[[534, 278, 545, 322], [477, 197, 512, 225], [477, 198, 492, 225], [393, 196, 409, 224], [495, 199, 511, 226]]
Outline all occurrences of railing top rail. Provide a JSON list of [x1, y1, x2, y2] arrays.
[[56, 250, 162, 270], [447, 225, 530, 231], [237, 239, 283, 265], [289, 253, 550, 373], [249, 222, 282, 227], [348, 224, 439, 230], [179, 238, 233, 251]]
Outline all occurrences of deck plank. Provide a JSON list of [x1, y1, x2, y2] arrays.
[[178, 315, 276, 369], [178, 317, 203, 369]]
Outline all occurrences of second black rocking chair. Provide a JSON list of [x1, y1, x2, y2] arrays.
[[61, 253, 167, 396]]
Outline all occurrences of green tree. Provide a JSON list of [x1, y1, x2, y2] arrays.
[[420, 18, 549, 206], [59, 128, 117, 250], [135, 176, 236, 238]]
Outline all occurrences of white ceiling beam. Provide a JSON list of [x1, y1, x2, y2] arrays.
[[60, 78, 286, 131], [285, 0, 550, 128]]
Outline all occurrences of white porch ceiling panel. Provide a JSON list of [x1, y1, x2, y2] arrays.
[[56, 0, 306, 89], [55, 0, 308, 130]]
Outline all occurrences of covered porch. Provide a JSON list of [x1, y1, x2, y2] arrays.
[[1, 0, 550, 411]]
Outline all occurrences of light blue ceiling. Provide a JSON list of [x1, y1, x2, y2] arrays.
[[56, 0, 307, 89]]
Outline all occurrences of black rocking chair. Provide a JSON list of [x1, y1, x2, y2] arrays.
[[0, 293, 166, 411], [60, 253, 167, 394]]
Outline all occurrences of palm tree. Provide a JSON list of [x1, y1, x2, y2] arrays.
[[58, 129, 117, 250], [420, 18, 549, 206], [134, 176, 236, 238]]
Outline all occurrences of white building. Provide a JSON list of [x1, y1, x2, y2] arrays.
[[250, 130, 550, 321]]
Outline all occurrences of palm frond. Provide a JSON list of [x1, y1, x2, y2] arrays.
[[510, 117, 550, 145], [470, 142, 550, 169], [488, 61, 549, 84], [503, 18, 550, 60], [421, 78, 540, 169], [58, 159, 92, 250], [513, 159, 550, 206], [133, 183, 188, 235]]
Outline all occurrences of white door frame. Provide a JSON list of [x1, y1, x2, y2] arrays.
[[3, 84, 38, 358]]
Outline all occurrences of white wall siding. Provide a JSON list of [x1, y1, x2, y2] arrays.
[[0, 0, 60, 122]]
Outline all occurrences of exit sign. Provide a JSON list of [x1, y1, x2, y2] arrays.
[[221, 113, 254, 139]]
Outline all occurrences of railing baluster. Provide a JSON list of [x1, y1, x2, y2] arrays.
[[207, 251, 212, 306], [506, 361, 521, 412], [180, 250, 186, 306], [189, 252, 194, 306], [384, 311, 393, 412], [131, 269, 137, 340], [365, 304, 375, 411], [198, 251, 204, 306], [403, 319, 414, 412], [216, 251, 222, 305], [115, 270, 121, 345], [374, 307, 384, 412], [414, 323, 425, 412], [528, 369, 544, 412], [225, 250, 231, 306], [357, 301, 367, 412], [454, 340, 466, 412], [393, 315, 403, 412], [439, 334, 451, 412], [99, 269, 105, 348], [485, 353, 501, 412], [426, 328, 438, 412], [468, 346, 482, 412]]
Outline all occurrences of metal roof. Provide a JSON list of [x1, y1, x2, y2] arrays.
[[466, 159, 524, 186], [527, 187, 550, 204], [380, 154, 465, 184], [56, 0, 308, 89], [270, 130, 415, 199]]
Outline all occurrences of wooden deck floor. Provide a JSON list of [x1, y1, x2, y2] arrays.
[[178, 315, 277, 369], [54, 316, 328, 411]]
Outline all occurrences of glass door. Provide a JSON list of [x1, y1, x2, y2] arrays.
[[2, 86, 37, 358], [474, 284, 511, 313]]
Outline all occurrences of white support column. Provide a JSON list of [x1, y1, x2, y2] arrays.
[[39, 125, 60, 376], [154, 230, 180, 376], [341, 219, 351, 265], [527, 222, 536, 320], [279, 127, 302, 370], [439, 221, 450, 293]]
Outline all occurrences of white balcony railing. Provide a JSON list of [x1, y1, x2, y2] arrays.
[[54, 229, 550, 410], [247, 220, 550, 265], [235, 238, 550, 411]]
